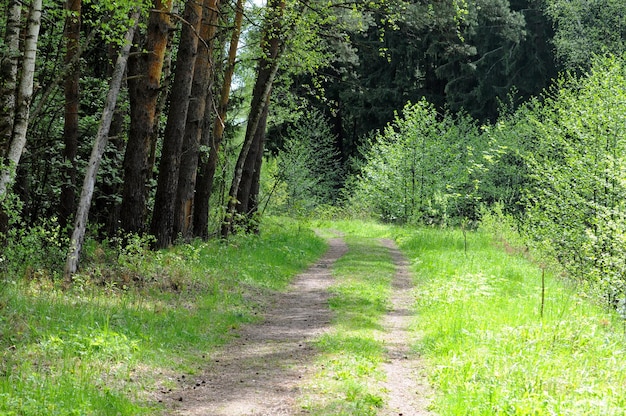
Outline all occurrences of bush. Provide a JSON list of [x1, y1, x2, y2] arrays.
[[348, 99, 490, 226]]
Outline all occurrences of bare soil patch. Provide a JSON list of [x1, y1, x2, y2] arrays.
[[378, 238, 434, 415], [163, 235, 348, 415]]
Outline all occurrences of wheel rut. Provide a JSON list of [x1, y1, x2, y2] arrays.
[[162, 233, 433, 415], [378, 238, 433, 415], [164, 234, 348, 415]]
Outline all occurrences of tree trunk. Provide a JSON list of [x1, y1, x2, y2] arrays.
[[245, 105, 269, 231], [120, 0, 174, 235], [0, 0, 21, 159], [221, 0, 285, 238], [150, 0, 204, 248], [236, 100, 269, 219], [65, 12, 140, 281], [174, 0, 220, 240], [0, 0, 42, 200], [193, 0, 244, 238], [59, 0, 82, 232]]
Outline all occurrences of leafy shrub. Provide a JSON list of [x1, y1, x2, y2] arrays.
[[518, 57, 626, 302], [348, 99, 491, 226], [0, 195, 68, 281]]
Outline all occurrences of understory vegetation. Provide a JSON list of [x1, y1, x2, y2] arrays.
[[0, 219, 326, 414], [342, 55, 626, 309]]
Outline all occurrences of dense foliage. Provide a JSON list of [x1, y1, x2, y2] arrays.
[[348, 56, 626, 305], [1, 0, 625, 300]]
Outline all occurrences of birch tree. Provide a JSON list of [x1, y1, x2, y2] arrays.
[[65, 11, 140, 280], [0, 0, 43, 199], [0, 0, 21, 158]]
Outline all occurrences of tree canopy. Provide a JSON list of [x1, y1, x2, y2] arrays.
[[0, 0, 621, 277]]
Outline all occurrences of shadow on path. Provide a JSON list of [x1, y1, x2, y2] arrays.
[[164, 234, 348, 416]]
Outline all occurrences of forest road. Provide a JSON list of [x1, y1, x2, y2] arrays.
[[163, 232, 432, 415]]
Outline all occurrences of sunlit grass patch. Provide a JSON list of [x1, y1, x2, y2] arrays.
[[402, 227, 626, 415], [0, 218, 326, 415]]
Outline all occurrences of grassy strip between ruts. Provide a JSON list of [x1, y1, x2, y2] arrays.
[[0, 217, 326, 415], [300, 234, 395, 415]]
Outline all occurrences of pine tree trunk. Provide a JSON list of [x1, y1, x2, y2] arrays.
[[174, 0, 220, 240], [65, 12, 140, 281], [221, 0, 285, 238], [150, 0, 204, 248], [246, 108, 269, 232], [59, 0, 81, 232], [193, 0, 244, 238], [236, 101, 269, 219], [0, 0, 42, 199], [0, 0, 21, 159], [121, 0, 173, 235]]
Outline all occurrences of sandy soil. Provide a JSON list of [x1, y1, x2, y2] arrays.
[[378, 238, 434, 415], [161, 234, 433, 415]]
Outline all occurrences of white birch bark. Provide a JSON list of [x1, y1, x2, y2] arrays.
[[0, 0, 41, 200], [64, 11, 140, 280], [0, 0, 22, 157]]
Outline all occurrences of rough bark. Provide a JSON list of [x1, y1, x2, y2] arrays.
[[65, 12, 140, 280], [150, 0, 204, 248], [236, 101, 269, 219], [193, 0, 244, 238], [120, 0, 174, 235], [246, 107, 269, 229], [0, 0, 42, 200], [0, 0, 21, 159], [221, 0, 285, 238], [59, 0, 82, 231], [174, 0, 220, 240]]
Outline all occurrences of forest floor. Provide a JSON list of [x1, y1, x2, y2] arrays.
[[161, 232, 433, 415]]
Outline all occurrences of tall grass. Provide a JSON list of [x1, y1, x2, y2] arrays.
[[0, 217, 326, 415], [399, 227, 626, 415]]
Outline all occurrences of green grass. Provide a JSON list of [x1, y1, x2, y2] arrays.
[[5, 217, 626, 415], [0, 217, 326, 415], [398, 227, 626, 415], [300, 235, 394, 415]]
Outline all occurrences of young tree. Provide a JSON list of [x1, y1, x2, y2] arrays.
[[65, 10, 140, 279]]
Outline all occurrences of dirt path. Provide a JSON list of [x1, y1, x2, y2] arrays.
[[378, 239, 433, 415], [164, 235, 348, 415], [162, 234, 433, 415]]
